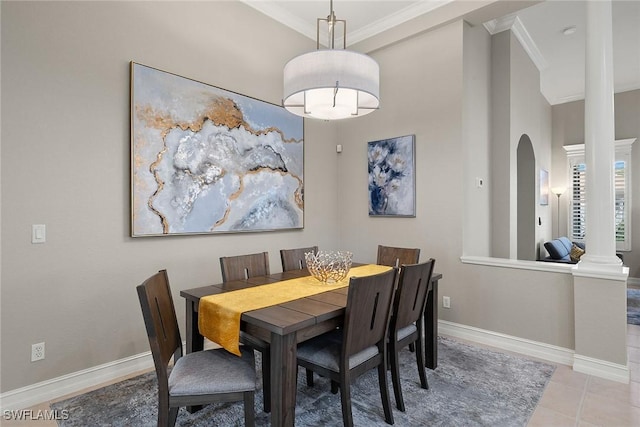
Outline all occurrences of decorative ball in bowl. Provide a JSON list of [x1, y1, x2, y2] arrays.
[[305, 251, 353, 284]]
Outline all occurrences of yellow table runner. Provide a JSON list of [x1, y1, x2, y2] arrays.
[[198, 264, 391, 356]]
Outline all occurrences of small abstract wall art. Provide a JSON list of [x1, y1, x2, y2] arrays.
[[130, 62, 304, 236], [368, 135, 416, 217]]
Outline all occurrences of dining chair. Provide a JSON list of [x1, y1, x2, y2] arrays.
[[280, 245, 318, 271], [220, 251, 270, 282], [377, 244, 421, 268], [377, 244, 422, 357], [388, 259, 436, 412], [296, 267, 398, 427], [136, 270, 256, 427], [219, 251, 271, 412]]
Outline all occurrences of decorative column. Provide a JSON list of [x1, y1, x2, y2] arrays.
[[579, 0, 621, 268], [572, 0, 628, 383]]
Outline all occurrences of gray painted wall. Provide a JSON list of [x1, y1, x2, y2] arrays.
[[508, 32, 553, 260], [1, 0, 624, 396], [335, 20, 576, 356], [490, 31, 513, 258], [489, 29, 553, 260], [462, 22, 492, 257], [0, 0, 340, 392]]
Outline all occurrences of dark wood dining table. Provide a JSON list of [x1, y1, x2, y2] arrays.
[[180, 266, 442, 427]]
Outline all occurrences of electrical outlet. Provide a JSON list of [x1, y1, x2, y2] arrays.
[[443, 296, 451, 309], [31, 342, 45, 362]]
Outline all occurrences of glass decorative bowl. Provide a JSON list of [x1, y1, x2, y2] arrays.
[[305, 250, 353, 284]]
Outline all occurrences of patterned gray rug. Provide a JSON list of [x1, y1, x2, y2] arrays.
[[52, 337, 554, 426], [628, 288, 640, 325]]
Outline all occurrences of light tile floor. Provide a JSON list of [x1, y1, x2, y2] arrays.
[[3, 327, 640, 426], [527, 322, 640, 427]]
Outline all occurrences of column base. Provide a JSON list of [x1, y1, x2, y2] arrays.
[[580, 253, 623, 265], [574, 255, 625, 277]]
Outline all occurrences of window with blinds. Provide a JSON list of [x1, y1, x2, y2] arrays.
[[615, 160, 627, 244], [564, 139, 634, 252], [570, 162, 586, 241]]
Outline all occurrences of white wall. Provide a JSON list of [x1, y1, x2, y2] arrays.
[[0, 0, 339, 392]]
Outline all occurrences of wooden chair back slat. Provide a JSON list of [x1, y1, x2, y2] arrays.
[[392, 259, 435, 332], [280, 246, 318, 271], [377, 245, 420, 268], [220, 252, 270, 282], [137, 270, 181, 372], [343, 268, 398, 357]]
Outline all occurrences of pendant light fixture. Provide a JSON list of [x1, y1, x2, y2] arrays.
[[283, 0, 380, 120]]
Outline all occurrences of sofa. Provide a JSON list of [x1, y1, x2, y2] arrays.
[[541, 236, 623, 264], [541, 237, 584, 264]]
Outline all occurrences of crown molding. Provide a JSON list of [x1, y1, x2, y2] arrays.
[[550, 82, 640, 106], [240, 0, 318, 42], [347, 0, 453, 46], [511, 16, 548, 71], [482, 12, 517, 35], [484, 13, 547, 72], [240, 0, 453, 49]]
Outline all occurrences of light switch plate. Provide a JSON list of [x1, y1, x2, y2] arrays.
[[32, 224, 46, 244]]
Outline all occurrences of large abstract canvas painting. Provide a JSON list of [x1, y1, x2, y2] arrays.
[[131, 63, 304, 236], [368, 135, 416, 217]]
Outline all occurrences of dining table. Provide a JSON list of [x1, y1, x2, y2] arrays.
[[180, 265, 442, 427]]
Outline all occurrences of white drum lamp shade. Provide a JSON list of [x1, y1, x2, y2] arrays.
[[283, 50, 379, 120], [282, 0, 380, 121]]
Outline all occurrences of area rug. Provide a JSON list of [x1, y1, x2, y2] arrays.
[[51, 337, 555, 426], [628, 288, 640, 325]]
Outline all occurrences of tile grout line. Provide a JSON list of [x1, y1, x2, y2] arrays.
[[574, 374, 590, 426]]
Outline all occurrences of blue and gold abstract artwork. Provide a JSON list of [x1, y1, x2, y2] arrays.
[[130, 63, 304, 236]]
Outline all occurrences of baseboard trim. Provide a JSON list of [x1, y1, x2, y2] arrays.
[[573, 353, 630, 384], [439, 320, 575, 366], [2, 323, 631, 410], [0, 350, 154, 411], [439, 320, 630, 383]]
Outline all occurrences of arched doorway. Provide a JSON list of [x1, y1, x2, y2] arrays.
[[517, 134, 536, 260]]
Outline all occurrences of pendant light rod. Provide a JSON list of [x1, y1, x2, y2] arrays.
[[317, 0, 346, 50]]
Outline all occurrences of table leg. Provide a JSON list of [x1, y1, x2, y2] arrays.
[[270, 332, 297, 427], [185, 299, 204, 354], [185, 299, 204, 413], [425, 277, 439, 369]]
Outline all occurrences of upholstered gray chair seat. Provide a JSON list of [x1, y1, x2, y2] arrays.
[[396, 323, 417, 341], [137, 269, 256, 426], [169, 347, 256, 396], [297, 330, 379, 372]]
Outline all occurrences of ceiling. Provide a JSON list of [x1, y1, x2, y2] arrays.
[[242, 0, 640, 105]]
